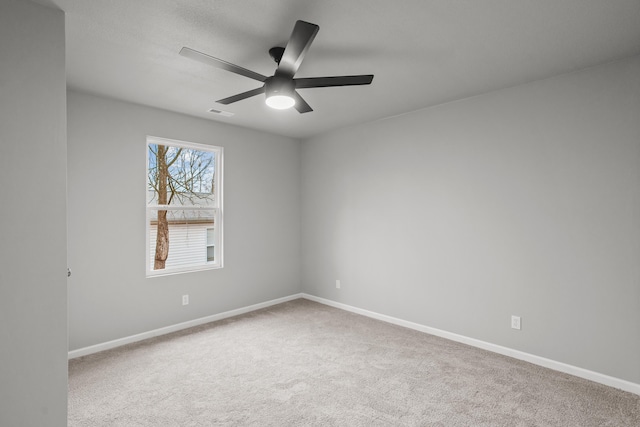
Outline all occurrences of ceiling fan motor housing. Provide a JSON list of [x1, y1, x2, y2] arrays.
[[265, 76, 295, 98]]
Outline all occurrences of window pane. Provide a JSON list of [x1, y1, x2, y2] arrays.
[[149, 209, 215, 270], [148, 144, 216, 207]]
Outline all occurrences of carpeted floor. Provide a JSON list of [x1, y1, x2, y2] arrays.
[[68, 299, 640, 426]]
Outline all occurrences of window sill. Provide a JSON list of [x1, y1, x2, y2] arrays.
[[146, 263, 223, 278]]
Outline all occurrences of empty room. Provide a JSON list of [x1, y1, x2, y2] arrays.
[[1, 0, 640, 425]]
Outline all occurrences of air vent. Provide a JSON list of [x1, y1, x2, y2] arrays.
[[208, 108, 234, 117]]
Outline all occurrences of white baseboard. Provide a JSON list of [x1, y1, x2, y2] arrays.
[[68, 291, 639, 396], [301, 293, 640, 396], [68, 293, 304, 359]]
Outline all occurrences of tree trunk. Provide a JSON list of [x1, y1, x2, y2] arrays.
[[154, 145, 169, 269], [154, 209, 169, 270]]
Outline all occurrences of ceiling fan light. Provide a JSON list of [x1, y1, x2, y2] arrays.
[[266, 94, 296, 109], [264, 76, 296, 110]]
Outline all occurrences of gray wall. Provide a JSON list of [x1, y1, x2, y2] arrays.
[[67, 91, 301, 350], [0, 1, 68, 425], [301, 56, 640, 384]]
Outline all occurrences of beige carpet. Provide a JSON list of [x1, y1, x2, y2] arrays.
[[68, 299, 640, 426]]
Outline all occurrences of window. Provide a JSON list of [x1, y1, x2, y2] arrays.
[[146, 136, 223, 276], [206, 227, 215, 262]]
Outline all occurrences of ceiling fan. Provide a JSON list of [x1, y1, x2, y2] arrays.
[[179, 20, 374, 113]]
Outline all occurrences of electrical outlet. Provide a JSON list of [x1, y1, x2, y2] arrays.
[[182, 295, 189, 306], [511, 315, 521, 330], [336, 279, 341, 289]]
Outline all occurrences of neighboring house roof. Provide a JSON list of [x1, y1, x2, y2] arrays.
[[148, 190, 216, 224]]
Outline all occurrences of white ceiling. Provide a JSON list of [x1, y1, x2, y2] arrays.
[[45, 0, 640, 139]]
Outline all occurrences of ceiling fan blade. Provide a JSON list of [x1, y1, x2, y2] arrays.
[[295, 75, 374, 89], [180, 47, 267, 83], [275, 20, 319, 79], [216, 86, 265, 105], [292, 91, 313, 113]]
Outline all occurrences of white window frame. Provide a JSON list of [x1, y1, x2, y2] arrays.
[[146, 136, 223, 277]]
